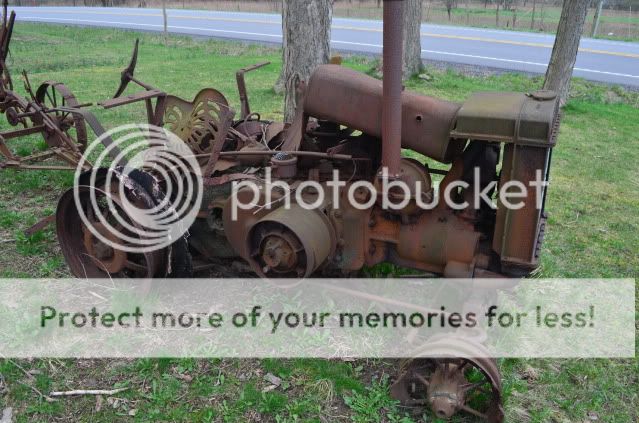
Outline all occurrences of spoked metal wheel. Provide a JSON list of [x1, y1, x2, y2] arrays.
[[56, 175, 167, 278], [391, 356, 504, 422], [35, 81, 88, 151]]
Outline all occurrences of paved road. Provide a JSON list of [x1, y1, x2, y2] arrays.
[[9, 6, 639, 87]]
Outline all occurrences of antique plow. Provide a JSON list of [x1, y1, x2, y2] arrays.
[[0, 1, 90, 172]]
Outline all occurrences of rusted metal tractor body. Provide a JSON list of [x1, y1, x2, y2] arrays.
[[43, 38, 559, 281], [218, 65, 559, 279]]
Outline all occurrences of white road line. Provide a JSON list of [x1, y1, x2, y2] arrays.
[[421, 48, 548, 67], [16, 16, 639, 80], [330, 39, 382, 49], [17, 16, 283, 38], [333, 40, 639, 79], [573, 67, 639, 78], [421, 49, 639, 78]]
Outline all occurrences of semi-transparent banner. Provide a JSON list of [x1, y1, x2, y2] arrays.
[[0, 278, 634, 358]]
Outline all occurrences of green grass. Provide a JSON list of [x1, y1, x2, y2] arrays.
[[0, 23, 637, 422], [343, 376, 414, 423]]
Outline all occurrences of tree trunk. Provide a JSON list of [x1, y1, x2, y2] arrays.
[[276, 0, 332, 122], [162, 0, 168, 45], [424, 0, 431, 21], [531, 0, 536, 30], [403, 0, 423, 79], [591, 0, 604, 37], [543, 0, 588, 106], [496, 1, 500, 26]]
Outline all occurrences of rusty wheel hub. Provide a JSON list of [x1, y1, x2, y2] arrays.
[[254, 229, 304, 276], [260, 234, 299, 273], [391, 357, 503, 422], [5, 106, 25, 127], [427, 361, 468, 419]]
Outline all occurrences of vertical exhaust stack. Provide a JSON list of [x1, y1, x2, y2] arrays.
[[381, 0, 404, 179]]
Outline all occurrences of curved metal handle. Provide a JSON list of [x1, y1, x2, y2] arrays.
[[113, 38, 139, 98]]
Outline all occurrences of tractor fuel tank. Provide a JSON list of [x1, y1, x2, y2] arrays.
[[304, 65, 464, 163]]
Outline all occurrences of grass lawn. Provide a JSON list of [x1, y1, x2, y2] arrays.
[[0, 23, 637, 422]]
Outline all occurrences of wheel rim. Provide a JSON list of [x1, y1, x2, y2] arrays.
[[56, 177, 167, 279], [35, 81, 88, 151], [392, 357, 503, 422]]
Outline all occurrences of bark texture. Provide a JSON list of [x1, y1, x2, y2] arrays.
[[543, 0, 589, 106], [276, 0, 332, 122], [403, 0, 424, 79]]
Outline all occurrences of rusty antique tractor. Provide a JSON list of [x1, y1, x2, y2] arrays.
[[0, 1, 561, 421]]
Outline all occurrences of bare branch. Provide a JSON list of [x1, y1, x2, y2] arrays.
[[49, 387, 129, 397]]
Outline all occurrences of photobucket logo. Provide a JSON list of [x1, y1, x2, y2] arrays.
[[230, 166, 549, 220], [73, 124, 202, 254]]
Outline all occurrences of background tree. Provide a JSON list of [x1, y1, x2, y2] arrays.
[[591, 0, 604, 37], [403, 0, 423, 79], [543, 0, 589, 106], [530, 0, 537, 29], [162, 0, 168, 45], [445, 0, 454, 19], [276, 0, 332, 122]]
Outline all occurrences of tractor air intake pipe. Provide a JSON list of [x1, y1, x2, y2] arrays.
[[382, 0, 404, 178]]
